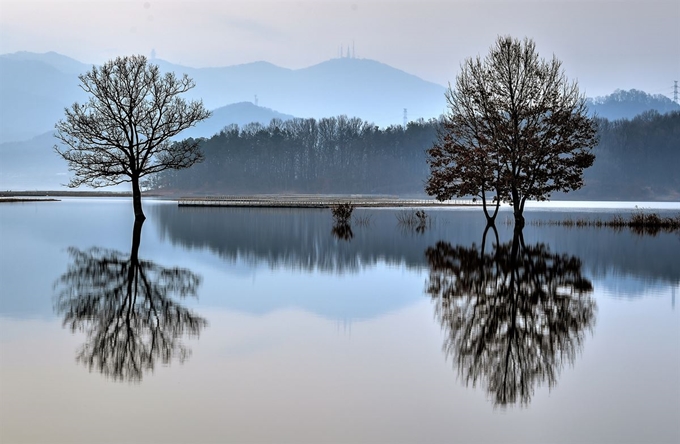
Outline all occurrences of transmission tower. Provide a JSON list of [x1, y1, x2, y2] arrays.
[[403, 108, 408, 128], [674, 80, 678, 103]]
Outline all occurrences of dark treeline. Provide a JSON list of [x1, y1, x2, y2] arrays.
[[151, 116, 436, 195], [151, 111, 680, 200], [579, 110, 680, 200]]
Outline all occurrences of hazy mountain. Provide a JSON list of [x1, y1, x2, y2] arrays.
[[0, 51, 446, 144], [0, 131, 70, 190], [152, 56, 446, 127], [1, 50, 91, 74], [179, 102, 295, 140], [586, 89, 680, 120], [0, 55, 89, 143]]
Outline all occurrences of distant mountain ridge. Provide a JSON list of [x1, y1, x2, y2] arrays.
[[0, 51, 446, 144], [1, 50, 91, 74], [2, 51, 678, 144], [147, 55, 447, 128], [0, 55, 88, 142], [587, 89, 680, 120]]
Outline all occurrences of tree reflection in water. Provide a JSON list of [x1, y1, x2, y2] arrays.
[[425, 226, 596, 406], [54, 219, 207, 382], [331, 222, 354, 241]]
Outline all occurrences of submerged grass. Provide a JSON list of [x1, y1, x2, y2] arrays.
[[396, 209, 432, 233], [531, 211, 680, 235], [353, 213, 373, 227]]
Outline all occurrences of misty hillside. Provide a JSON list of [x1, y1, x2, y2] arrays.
[[586, 89, 680, 120], [3, 51, 678, 145], [0, 54, 88, 142], [0, 51, 446, 143], [153, 56, 446, 126], [1, 50, 91, 74], [0, 131, 69, 190]]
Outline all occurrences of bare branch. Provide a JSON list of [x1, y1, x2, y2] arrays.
[[54, 55, 210, 217], [426, 36, 598, 227]]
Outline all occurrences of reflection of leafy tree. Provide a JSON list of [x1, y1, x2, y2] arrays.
[[425, 228, 595, 406], [54, 219, 206, 382]]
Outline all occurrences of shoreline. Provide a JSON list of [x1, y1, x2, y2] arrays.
[[0, 197, 61, 203], [176, 196, 477, 208]]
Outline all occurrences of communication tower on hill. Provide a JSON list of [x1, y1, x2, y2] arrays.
[[338, 43, 357, 59]]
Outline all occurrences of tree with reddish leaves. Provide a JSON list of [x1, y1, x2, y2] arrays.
[[426, 36, 597, 228]]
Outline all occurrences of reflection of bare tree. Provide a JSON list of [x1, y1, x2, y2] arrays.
[[54, 219, 206, 382], [425, 227, 596, 406]]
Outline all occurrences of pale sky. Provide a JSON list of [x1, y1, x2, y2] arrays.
[[0, 0, 678, 98]]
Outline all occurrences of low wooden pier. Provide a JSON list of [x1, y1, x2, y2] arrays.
[[177, 195, 478, 208]]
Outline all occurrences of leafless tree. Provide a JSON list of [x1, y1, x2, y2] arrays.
[[427, 36, 598, 227], [55, 55, 211, 219]]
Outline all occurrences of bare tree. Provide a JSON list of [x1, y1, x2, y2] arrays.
[[427, 36, 598, 228], [55, 55, 211, 219]]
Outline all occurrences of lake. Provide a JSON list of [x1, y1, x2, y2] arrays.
[[1, 198, 678, 443]]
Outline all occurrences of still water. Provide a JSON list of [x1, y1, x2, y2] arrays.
[[1, 198, 678, 443]]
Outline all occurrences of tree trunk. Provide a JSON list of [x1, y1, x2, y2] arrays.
[[132, 176, 145, 220], [131, 217, 144, 261], [513, 210, 525, 230], [511, 187, 524, 230]]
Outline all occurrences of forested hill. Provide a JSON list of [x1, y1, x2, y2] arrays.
[[586, 89, 680, 121], [152, 116, 436, 195], [576, 110, 680, 200], [151, 110, 680, 201]]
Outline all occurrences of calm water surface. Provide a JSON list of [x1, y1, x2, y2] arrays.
[[1, 198, 678, 443]]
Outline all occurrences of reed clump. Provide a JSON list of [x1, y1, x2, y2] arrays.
[[331, 202, 354, 225]]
